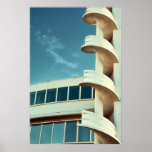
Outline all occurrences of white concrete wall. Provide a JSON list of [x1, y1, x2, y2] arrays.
[[30, 100, 94, 119], [30, 77, 94, 119], [30, 77, 83, 92]]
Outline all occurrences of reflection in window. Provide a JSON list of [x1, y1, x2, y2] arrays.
[[57, 87, 68, 101], [65, 121, 77, 142], [40, 124, 52, 144], [52, 122, 65, 143], [69, 86, 79, 100], [36, 90, 45, 104], [81, 86, 92, 99], [92, 131, 94, 141], [30, 125, 41, 144], [78, 125, 90, 142], [46, 89, 56, 103], [30, 92, 35, 105]]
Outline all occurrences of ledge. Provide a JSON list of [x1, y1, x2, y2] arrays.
[[82, 8, 118, 41], [81, 35, 119, 63], [78, 110, 120, 144], [30, 100, 94, 119], [79, 70, 120, 115], [80, 70, 119, 101]]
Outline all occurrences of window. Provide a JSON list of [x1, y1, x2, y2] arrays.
[[36, 90, 45, 104], [78, 122, 90, 142], [52, 122, 65, 143], [57, 87, 68, 101], [30, 125, 41, 144], [30, 92, 35, 105], [30, 121, 94, 144], [65, 121, 77, 142], [46, 89, 56, 103], [81, 86, 92, 99], [31, 86, 94, 105], [69, 86, 79, 100], [40, 124, 53, 144]]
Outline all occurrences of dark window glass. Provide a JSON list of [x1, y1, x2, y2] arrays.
[[93, 88, 95, 98], [30, 125, 41, 144], [78, 125, 90, 142], [65, 121, 77, 142], [46, 89, 56, 103], [30, 92, 35, 105], [36, 90, 45, 104], [69, 86, 79, 100], [57, 87, 68, 101], [81, 86, 92, 99], [52, 122, 65, 143], [92, 131, 94, 141], [40, 124, 52, 144]]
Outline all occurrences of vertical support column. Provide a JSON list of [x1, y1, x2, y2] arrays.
[[112, 8, 121, 142], [114, 102, 121, 141], [94, 21, 104, 144], [81, 7, 121, 144], [96, 21, 104, 38]]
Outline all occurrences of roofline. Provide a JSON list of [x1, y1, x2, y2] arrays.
[[30, 76, 83, 86]]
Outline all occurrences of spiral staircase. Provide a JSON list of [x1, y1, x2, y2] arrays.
[[78, 8, 121, 144]]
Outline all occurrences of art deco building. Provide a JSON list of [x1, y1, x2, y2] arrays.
[[30, 7, 121, 144]]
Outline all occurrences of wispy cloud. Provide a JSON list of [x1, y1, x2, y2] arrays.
[[35, 29, 78, 68], [50, 51, 78, 68], [72, 52, 80, 58], [35, 31, 64, 51]]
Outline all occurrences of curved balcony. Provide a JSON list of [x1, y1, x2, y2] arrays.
[[81, 35, 119, 63], [79, 70, 120, 115], [82, 8, 118, 41], [78, 110, 120, 144], [81, 35, 119, 76]]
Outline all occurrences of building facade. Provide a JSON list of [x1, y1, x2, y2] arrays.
[[30, 7, 121, 144]]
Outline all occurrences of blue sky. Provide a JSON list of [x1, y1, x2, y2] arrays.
[[30, 8, 96, 84]]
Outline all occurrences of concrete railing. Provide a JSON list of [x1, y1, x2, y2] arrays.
[[80, 70, 120, 116], [78, 110, 120, 144], [81, 35, 119, 63], [82, 7, 118, 30], [80, 70, 119, 101]]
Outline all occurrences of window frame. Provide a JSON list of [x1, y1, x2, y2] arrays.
[[57, 87, 68, 102], [35, 90, 46, 105], [30, 86, 94, 106], [30, 119, 94, 144], [68, 86, 80, 101], [30, 92, 36, 106], [46, 88, 57, 103]]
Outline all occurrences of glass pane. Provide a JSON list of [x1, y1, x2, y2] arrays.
[[46, 89, 56, 103], [40, 124, 52, 144], [52, 122, 65, 143], [57, 87, 68, 101], [78, 125, 90, 142], [65, 121, 77, 142], [69, 86, 79, 100], [92, 131, 94, 141], [81, 86, 92, 99], [30, 92, 35, 105], [36, 90, 45, 104], [30, 125, 41, 144]]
